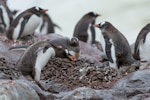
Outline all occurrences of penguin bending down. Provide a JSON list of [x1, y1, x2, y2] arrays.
[[73, 12, 100, 44], [0, 0, 13, 31], [17, 41, 75, 82], [134, 23, 150, 69], [36, 13, 61, 35], [93, 21, 136, 69], [7, 6, 48, 40], [49, 37, 80, 58]]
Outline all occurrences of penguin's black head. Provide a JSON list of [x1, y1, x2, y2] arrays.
[[32, 6, 48, 16], [53, 45, 76, 61], [70, 37, 79, 47], [93, 21, 110, 30], [88, 12, 100, 17]]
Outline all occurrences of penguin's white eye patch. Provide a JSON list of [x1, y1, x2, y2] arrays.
[[35, 6, 40, 11], [100, 21, 106, 26], [65, 49, 69, 54]]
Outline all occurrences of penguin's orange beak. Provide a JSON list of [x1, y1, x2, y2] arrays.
[[93, 24, 99, 28], [67, 55, 76, 61], [41, 9, 48, 13]]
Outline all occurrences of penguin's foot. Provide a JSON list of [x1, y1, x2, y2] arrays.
[[130, 61, 140, 70]]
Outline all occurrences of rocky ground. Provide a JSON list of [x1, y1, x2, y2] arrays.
[[0, 34, 149, 100]]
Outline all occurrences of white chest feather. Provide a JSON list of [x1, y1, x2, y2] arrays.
[[109, 39, 117, 69], [139, 32, 150, 62], [87, 23, 92, 44], [100, 33, 105, 54], [0, 5, 10, 30], [13, 15, 42, 39], [34, 47, 55, 81], [23, 15, 42, 36]]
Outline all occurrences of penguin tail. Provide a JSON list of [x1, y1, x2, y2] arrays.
[[53, 23, 62, 30]]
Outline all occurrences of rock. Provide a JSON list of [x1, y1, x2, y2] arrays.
[[61, 87, 100, 100], [15, 78, 57, 100], [0, 80, 40, 100], [112, 69, 150, 99], [79, 41, 106, 66], [113, 69, 150, 89]]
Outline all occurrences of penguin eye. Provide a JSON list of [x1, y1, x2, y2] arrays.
[[39, 7, 43, 11]]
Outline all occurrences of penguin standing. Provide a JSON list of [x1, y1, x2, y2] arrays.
[[49, 37, 80, 58], [0, 0, 13, 31], [7, 6, 48, 40], [93, 21, 135, 69], [36, 13, 61, 34], [17, 41, 75, 82], [134, 23, 150, 69], [73, 12, 100, 44]]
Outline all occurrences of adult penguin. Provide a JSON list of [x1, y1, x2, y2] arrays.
[[0, 0, 13, 31], [7, 6, 48, 40], [134, 23, 150, 69], [17, 41, 75, 82], [93, 21, 136, 69], [73, 12, 100, 44]]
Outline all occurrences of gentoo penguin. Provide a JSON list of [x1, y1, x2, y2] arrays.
[[73, 12, 100, 44], [0, 0, 13, 31], [36, 13, 61, 34], [49, 37, 80, 58], [7, 6, 48, 40], [93, 21, 135, 69], [17, 41, 75, 82], [134, 23, 150, 69]]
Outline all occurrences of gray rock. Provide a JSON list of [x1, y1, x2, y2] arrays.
[[61, 87, 100, 100], [113, 70, 150, 89], [0, 80, 40, 100], [112, 70, 150, 99]]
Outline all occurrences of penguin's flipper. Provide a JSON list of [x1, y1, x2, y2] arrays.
[[90, 20, 96, 44], [0, 8, 6, 27], [9, 45, 29, 50], [105, 37, 114, 63], [17, 15, 31, 39], [53, 23, 62, 30]]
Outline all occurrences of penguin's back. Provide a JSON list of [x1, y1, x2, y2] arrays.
[[17, 41, 51, 75]]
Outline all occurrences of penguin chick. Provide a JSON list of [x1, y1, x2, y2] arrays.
[[36, 13, 61, 34], [93, 21, 136, 69], [7, 6, 48, 40], [49, 37, 80, 58], [0, 0, 13, 30], [134, 23, 150, 69], [17, 41, 75, 82], [73, 12, 100, 44]]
